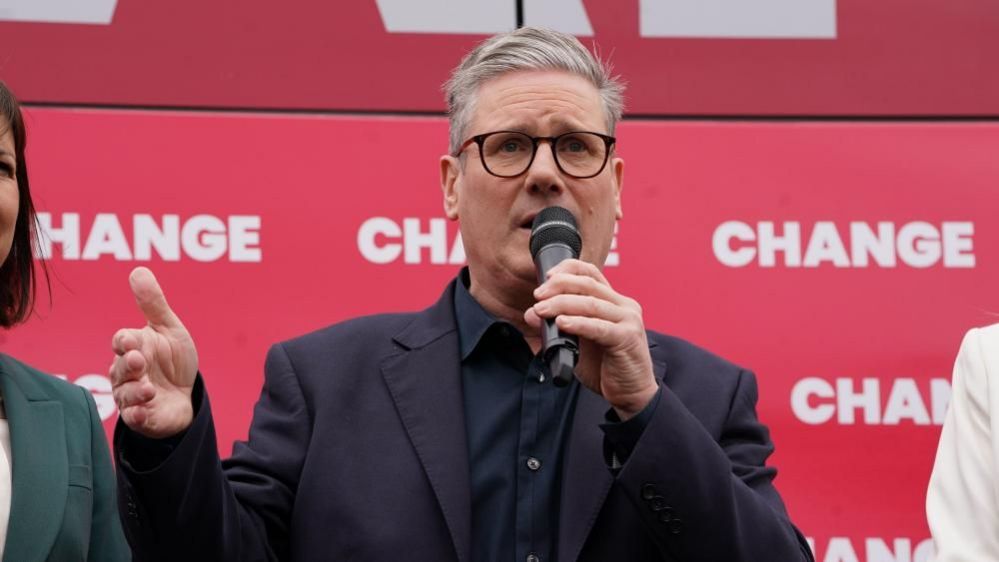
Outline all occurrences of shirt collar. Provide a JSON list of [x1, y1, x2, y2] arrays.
[[454, 267, 509, 361]]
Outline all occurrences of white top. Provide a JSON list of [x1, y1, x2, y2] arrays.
[[0, 395, 11, 558], [927, 323, 999, 561]]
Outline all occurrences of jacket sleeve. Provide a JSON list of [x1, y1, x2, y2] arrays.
[[81, 385, 132, 561], [927, 326, 999, 561], [115, 343, 311, 562], [614, 369, 814, 562]]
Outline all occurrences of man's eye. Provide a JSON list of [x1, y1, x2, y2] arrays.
[[559, 136, 591, 153], [501, 141, 523, 152], [0, 163, 14, 178]]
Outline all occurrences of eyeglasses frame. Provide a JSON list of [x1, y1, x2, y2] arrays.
[[452, 130, 617, 179]]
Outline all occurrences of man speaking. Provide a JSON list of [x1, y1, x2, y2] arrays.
[[110, 27, 813, 562]]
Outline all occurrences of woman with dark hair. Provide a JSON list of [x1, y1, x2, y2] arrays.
[[0, 81, 130, 560]]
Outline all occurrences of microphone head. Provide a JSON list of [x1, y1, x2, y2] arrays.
[[530, 206, 582, 260]]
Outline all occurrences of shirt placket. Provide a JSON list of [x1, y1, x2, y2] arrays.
[[515, 355, 554, 562]]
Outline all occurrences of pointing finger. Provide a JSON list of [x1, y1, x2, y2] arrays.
[[129, 267, 184, 330]]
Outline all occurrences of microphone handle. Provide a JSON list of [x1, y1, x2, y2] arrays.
[[548, 346, 577, 388], [535, 243, 579, 387]]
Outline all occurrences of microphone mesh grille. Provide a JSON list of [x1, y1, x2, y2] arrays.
[[530, 206, 582, 259]]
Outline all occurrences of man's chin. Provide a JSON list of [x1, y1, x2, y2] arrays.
[[495, 259, 537, 286], [502, 261, 540, 292]]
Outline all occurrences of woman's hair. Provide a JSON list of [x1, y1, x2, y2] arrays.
[[0, 81, 47, 327]]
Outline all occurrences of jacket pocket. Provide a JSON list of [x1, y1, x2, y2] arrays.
[[68, 463, 93, 490]]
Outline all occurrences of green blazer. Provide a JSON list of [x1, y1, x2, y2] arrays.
[[0, 354, 130, 561]]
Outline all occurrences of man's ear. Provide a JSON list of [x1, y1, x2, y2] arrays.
[[441, 155, 461, 220], [612, 156, 624, 220]]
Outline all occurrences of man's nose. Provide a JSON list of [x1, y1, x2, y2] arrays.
[[525, 141, 564, 195]]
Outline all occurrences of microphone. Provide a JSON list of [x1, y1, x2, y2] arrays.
[[530, 206, 583, 387]]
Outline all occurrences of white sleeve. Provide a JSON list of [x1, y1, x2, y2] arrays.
[[0, 409, 10, 559], [927, 324, 999, 561]]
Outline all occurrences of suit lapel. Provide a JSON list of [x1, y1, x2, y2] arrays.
[[558, 348, 668, 562], [0, 357, 68, 562], [378, 281, 670, 562], [381, 281, 471, 562], [557, 384, 613, 562]]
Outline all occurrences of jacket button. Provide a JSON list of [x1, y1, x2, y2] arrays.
[[657, 507, 675, 522], [640, 483, 657, 500], [668, 518, 683, 535], [649, 496, 669, 511]]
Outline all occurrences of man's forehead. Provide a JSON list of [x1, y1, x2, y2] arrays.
[[474, 69, 597, 99], [468, 70, 605, 133]]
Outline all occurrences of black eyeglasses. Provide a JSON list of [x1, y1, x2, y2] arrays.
[[453, 130, 616, 179]]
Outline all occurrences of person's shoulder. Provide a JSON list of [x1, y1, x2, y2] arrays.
[[960, 321, 999, 370], [277, 310, 432, 358], [967, 322, 999, 345], [277, 280, 458, 357], [647, 330, 747, 376], [646, 331, 759, 417], [0, 354, 89, 405]]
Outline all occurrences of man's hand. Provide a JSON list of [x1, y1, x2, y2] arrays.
[[110, 267, 198, 438], [525, 259, 658, 420]]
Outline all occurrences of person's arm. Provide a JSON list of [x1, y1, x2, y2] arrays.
[[81, 386, 131, 561], [600, 385, 661, 470], [527, 259, 811, 561], [116, 343, 310, 562], [613, 369, 812, 561], [927, 326, 999, 561], [110, 267, 310, 561]]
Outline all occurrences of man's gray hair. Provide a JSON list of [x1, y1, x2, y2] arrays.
[[444, 26, 625, 155]]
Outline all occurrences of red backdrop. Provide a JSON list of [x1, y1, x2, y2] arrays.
[[2, 107, 996, 561], [2, 2, 998, 560], [1, 0, 997, 115]]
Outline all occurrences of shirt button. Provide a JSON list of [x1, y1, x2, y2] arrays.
[[527, 554, 540, 562], [526, 457, 542, 471]]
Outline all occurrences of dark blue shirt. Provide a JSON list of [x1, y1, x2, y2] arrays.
[[455, 271, 660, 562]]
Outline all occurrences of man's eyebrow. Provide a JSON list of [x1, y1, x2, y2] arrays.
[[549, 117, 585, 130]]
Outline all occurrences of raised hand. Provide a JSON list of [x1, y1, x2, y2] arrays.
[[110, 267, 199, 438], [525, 259, 658, 420]]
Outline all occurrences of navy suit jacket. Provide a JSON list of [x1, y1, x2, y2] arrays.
[[115, 279, 813, 561]]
